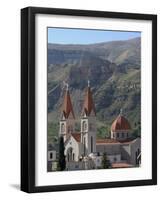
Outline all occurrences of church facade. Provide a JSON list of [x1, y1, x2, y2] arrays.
[[56, 82, 141, 171]]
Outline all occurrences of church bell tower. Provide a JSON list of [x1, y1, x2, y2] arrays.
[[59, 83, 75, 141], [81, 81, 96, 156]]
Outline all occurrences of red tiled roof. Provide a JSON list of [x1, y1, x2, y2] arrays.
[[96, 139, 120, 144], [112, 162, 133, 168], [82, 86, 96, 116], [111, 115, 131, 132], [71, 133, 81, 142], [61, 90, 75, 119], [96, 138, 134, 145]]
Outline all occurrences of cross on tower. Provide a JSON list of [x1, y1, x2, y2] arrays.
[[63, 81, 69, 91], [88, 80, 90, 87]]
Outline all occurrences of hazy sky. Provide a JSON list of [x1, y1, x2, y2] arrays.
[[48, 27, 141, 44]]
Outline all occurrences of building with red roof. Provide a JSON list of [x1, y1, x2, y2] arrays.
[[53, 81, 141, 171], [111, 110, 132, 141]]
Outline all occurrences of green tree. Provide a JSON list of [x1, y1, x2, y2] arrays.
[[58, 136, 66, 171], [133, 122, 141, 138], [97, 126, 109, 138], [48, 122, 59, 143], [101, 152, 111, 169]]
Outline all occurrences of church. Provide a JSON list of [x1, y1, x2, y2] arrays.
[[57, 81, 141, 171]]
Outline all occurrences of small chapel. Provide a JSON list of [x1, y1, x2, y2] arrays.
[[53, 81, 141, 170]]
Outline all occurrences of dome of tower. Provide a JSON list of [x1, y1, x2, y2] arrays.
[[111, 114, 131, 132]]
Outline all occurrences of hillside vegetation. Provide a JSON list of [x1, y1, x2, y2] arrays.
[[48, 37, 141, 143]]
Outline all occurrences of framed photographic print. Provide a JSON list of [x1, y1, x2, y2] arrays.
[[21, 7, 157, 193]]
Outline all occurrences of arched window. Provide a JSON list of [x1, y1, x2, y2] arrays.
[[82, 121, 87, 132], [83, 137, 86, 155], [91, 136, 93, 153], [72, 153, 75, 161], [61, 123, 65, 133], [50, 152, 53, 159]]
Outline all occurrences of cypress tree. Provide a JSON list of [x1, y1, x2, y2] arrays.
[[58, 136, 66, 171], [101, 152, 111, 169]]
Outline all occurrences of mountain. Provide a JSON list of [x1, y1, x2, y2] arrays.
[[48, 37, 140, 67], [47, 37, 141, 142]]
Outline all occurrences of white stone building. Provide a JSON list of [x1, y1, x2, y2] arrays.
[[57, 82, 141, 170]]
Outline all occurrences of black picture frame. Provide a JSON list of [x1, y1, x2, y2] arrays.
[[21, 6, 157, 193]]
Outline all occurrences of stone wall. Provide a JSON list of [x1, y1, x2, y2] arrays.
[[96, 143, 121, 155]]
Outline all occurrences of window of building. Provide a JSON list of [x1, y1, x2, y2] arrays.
[[73, 153, 75, 161], [50, 152, 53, 159], [82, 121, 87, 132], [117, 133, 119, 138], [61, 123, 65, 133], [122, 133, 124, 138], [83, 137, 86, 155], [127, 132, 129, 138], [91, 136, 93, 153], [114, 157, 117, 162]]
